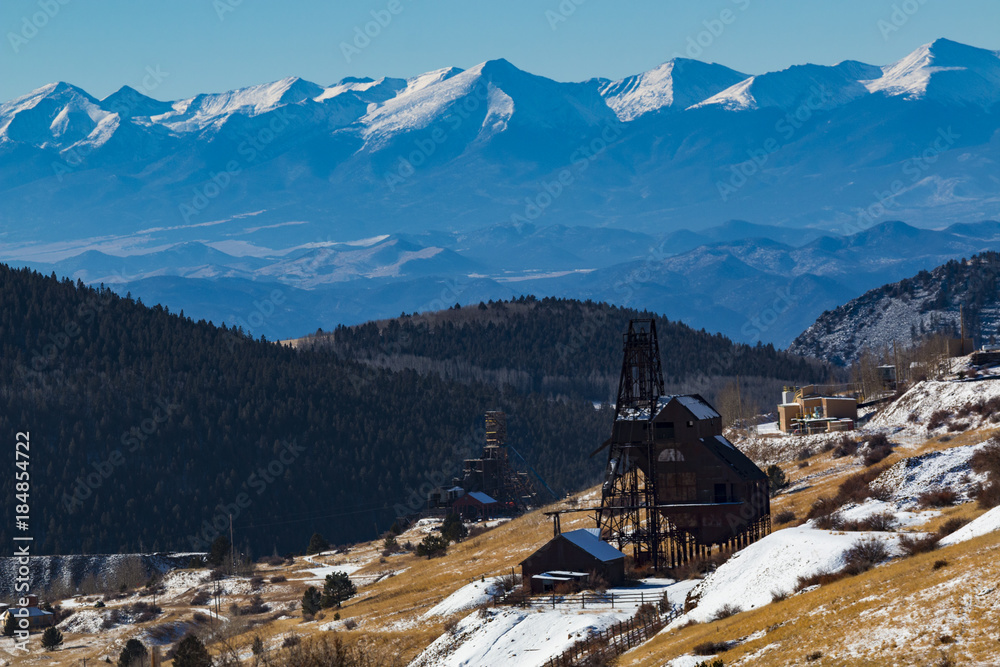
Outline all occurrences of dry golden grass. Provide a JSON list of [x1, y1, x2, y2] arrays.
[[623, 527, 1000, 666]]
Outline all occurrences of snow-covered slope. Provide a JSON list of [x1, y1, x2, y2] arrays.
[[864, 37, 1000, 108], [790, 251, 1000, 365], [599, 59, 748, 120], [675, 527, 903, 625], [695, 61, 880, 112]]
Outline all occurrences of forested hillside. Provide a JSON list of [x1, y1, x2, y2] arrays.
[[298, 298, 831, 405], [1, 268, 830, 557], [0, 267, 609, 556], [790, 252, 1000, 365]]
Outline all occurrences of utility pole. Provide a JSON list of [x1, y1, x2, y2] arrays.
[[229, 514, 235, 575]]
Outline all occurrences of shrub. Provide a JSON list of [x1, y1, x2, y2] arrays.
[[125, 600, 162, 623], [774, 509, 796, 525], [899, 533, 940, 556], [634, 602, 659, 624], [940, 635, 955, 644], [864, 444, 894, 466], [343, 618, 358, 630], [833, 436, 859, 458], [918, 489, 959, 508], [770, 589, 788, 603], [835, 466, 889, 505], [937, 517, 969, 536], [282, 635, 301, 648], [694, 640, 731, 655], [813, 510, 843, 531], [927, 410, 950, 430], [976, 482, 1000, 509], [860, 511, 897, 532], [796, 570, 849, 591], [843, 538, 890, 574], [270, 575, 287, 583], [933, 559, 949, 570], [798, 460, 810, 469], [806, 651, 823, 661], [711, 603, 742, 621], [249, 575, 264, 589]]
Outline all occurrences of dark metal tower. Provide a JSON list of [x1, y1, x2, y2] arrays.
[[599, 319, 666, 568]]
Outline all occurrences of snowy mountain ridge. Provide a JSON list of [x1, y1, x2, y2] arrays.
[[790, 251, 1000, 364]]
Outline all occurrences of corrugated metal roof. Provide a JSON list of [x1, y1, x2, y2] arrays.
[[467, 491, 498, 504], [701, 435, 766, 480], [676, 395, 721, 420], [561, 528, 625, 562]]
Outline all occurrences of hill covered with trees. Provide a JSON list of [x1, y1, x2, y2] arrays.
[[1, 268, 829, 556], [299, 297, 832, 408]]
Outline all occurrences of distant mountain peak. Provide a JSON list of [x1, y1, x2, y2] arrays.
[[600, 59, 748, 120], [865, 38, 1000, 107]]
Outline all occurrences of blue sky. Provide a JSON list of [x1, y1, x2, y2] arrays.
[[1, 0, 998, 102]]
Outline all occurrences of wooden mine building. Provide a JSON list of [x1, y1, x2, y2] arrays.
[[597, 319, 770, 569]]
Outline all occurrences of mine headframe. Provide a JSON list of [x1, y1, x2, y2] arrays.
[[462, 411, 554, 511], [599, 319, 666, 568]]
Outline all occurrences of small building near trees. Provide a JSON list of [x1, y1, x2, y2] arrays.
[[452, 491, 499, 521], [520, 528, 626, 593], [0, 595, 54, 630]]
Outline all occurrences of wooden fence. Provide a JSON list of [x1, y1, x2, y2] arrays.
[[493, 589, 668, 611], [543, 605, 680, 667]]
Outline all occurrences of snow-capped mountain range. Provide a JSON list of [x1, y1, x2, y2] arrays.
[[2, 38, 1000, 345]]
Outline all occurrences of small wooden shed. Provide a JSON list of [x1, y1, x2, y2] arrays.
[[520, 528, 626, 593], [452, 491, 499, 521]]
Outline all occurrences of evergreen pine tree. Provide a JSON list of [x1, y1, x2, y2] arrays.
[[441, 513, 468, 543], [207, 535, 231, 568], [173, 635, 212, 667], [320, 571, 357, 608], [41, 626, 63, 650], [306, 532, 330, 555], [118, 638, 148, 667], [2, 613, 16, 637], [301, 586, 322, 616]]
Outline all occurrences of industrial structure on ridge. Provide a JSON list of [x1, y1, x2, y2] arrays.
[[593, 319, 771, 570], [428, 410, 554, 517]]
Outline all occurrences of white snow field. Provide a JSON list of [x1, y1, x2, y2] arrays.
[[673, 526, 902, 626], [411, 578, 698, 667], [423, 577, 505, 618], [870, 378, 1000, 436], [938, 505, 1000, 547]]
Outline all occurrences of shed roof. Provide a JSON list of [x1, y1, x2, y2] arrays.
[[701, 435, 766, 480], [561, 528, 625, 563], [617, 394, 721, 422], [466, 491, 498, 505]]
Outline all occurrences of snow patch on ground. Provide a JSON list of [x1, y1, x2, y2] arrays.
[[870, 379, 1000, 436], [424, 577, 504, 617], [938, 505, 1000, 546], [874, 442, 987, 508], [411, 578, 695, 667], [673, 526, 902, 625]]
